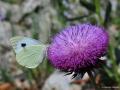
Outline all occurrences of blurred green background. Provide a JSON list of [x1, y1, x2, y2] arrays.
[[0, 0, 120, 90]]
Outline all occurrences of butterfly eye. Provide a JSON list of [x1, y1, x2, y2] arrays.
[[21, 43, 26, 47]]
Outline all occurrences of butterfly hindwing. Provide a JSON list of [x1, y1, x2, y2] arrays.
[[16, 45, 46, 68]]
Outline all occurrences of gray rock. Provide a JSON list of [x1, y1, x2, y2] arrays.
[[0, 22, 12, 46], [10, 5, 22, 22], [0, 1, 11, 20], [21, 0, 41, 14], [42, 70, 82, 90]]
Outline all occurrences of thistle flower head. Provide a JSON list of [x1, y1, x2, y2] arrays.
[[47, 24, 109, 76]]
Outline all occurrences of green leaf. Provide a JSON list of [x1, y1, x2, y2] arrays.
[[94, 0, 100, 15], [104, 1, 112, 26], [79, 0, 96, 12]]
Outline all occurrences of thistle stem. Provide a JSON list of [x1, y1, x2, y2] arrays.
[[87, 71, 99, 90]]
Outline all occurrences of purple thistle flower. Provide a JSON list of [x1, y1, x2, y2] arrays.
[[47, 24, 109, 77]]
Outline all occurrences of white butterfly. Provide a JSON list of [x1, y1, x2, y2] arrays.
[[10, 36, 46, 68]]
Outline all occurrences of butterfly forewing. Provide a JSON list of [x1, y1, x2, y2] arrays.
[[10, 36, 24, 51], [10, 36, 40, 54]]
